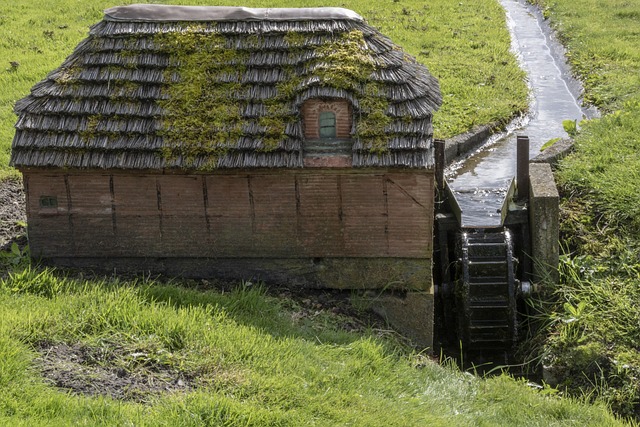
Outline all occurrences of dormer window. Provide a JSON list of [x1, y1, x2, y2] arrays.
[[319, 111, 337, 138], [302, 99, 351, 140], [301, 98, 353, 167]]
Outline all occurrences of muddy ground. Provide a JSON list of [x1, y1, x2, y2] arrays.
[[29, 288, 383, 402], [35, 340, 195, 402]]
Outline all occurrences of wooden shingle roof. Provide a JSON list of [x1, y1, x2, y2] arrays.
[[11, 5, 442, 170]]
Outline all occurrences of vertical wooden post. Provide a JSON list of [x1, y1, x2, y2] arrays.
[[434, 139, 446, 209], [517, 135, 530, 202], [434, 139, 445, 193]]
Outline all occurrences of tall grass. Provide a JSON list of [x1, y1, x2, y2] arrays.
[[0, 0, 528, 179], [0, 266, 627, 426], [558, 99, 640, 230]]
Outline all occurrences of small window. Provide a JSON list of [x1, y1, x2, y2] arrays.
[[39, 196, 58, 209], [318, 111, 336, 139]]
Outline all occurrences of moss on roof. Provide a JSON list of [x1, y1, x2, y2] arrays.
[[11, 5, 441, 170]]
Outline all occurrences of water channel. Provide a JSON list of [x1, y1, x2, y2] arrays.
[[446, 0, 596, 228]]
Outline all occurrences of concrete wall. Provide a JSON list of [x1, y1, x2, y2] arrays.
[[443, 122, 502, 164], [529, 163, 559, 285]]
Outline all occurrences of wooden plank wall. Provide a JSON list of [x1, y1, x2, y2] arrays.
[[24, 169, 434, 260]]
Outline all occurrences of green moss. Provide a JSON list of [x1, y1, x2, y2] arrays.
[[259, 98, 297, 152], [118, 50, 139, 69], [314, 30, 375, 90], [122, 36, 141, 52], [79, 114, 102, 144], [54, 65, 81, 86], [244, 34, 261, 49], [258, 114, 285, 138], [77, 113, 128, 148], [154, 27, 400, 168], [312, 32, 393, 153], [276, 77, 301, 100], [284, 31, 307, 48], [112, 80, 140, 98], [355, 83, 393, 153], [155, 26, 248, 165]]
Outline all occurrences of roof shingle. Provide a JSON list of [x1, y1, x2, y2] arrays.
[[11, 5, 442, 170]]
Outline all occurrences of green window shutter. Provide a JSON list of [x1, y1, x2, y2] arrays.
[[319, 111, 336, 138]]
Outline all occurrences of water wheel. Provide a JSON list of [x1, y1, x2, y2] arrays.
[[456, 229, 518, 350]]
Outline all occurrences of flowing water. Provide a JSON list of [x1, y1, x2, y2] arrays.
[[446, 0, 595, 227]]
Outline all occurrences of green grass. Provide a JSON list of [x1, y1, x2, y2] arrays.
[[525, 0, 640, 420], [0, 265, 627, 426], [0, 0, 528, 179], [530, 0, 640, 113]]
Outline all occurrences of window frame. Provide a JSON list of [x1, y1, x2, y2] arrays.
[[39, 195, 58, 209], [318, 111, 337, 139]]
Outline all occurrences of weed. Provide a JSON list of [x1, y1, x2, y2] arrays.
[[562, 119, 578, 137], [540, 137, 561, 151], [0, 243, 29, 267]]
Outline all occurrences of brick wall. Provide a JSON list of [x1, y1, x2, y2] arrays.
[[301, 98, 352, 139], [23, 168, 434, 287]]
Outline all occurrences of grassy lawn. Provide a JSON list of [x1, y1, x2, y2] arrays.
[[0, 265, 626, 426], [526, 0, 640, 420], [0, 0, 528, 180]]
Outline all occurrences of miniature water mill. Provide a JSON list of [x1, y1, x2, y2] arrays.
[[9, 2, 588, 352], [433, 137, 534, 351]]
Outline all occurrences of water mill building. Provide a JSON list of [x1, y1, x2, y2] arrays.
[[11, 5, 442, 345]]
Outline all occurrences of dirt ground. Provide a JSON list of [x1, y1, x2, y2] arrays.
[[34, 340, 195, 402], [29, 289, 383, 402], [0, 177, 26, 250]]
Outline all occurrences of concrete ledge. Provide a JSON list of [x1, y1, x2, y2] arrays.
[[531, 138, 574, 167], [443, 122, 502, 164], [43, 256, 432, 291], [364, 291, 434, 349]]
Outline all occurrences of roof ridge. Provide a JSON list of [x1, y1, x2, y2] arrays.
[[104, 5, 364, 23]]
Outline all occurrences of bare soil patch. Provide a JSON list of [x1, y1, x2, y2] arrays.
[[30, 288, 386, 402], [34, 341, 195, 402]]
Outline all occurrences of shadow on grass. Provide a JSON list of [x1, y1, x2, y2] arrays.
[[3, 261, 393, 349], [135, 276, 389, 347]]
